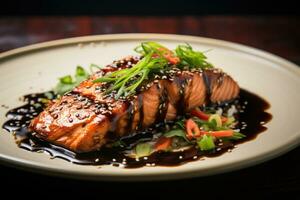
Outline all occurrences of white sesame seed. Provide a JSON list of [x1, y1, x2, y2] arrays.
[[151, 163, 156, 166], [260, 121, 265, 124], [217, 148, 222, 151], [112, 158, 116, 162], [193, 156, 198, 159], [95, 158, 100, 162], [135, 158, 140, 161], [179, 156, 183, 159], [146, 163, 151, 166], [143, 157, 148, 160]]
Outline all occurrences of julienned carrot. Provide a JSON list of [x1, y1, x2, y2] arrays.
[[203, 130, 234, 138], [155, 137, 172, 151], [186, 119, 201, 139], [191, 108, 228, 123]]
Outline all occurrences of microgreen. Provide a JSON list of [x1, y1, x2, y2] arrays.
[[54, 66, 90, 96]]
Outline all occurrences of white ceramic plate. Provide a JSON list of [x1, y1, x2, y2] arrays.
[[1, 34, 300, 181]]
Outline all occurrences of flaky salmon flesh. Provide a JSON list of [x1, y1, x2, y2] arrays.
[[30, 56, 239, 152]]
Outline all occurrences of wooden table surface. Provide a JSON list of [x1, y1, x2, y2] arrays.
[[1, 16, 300, 197]]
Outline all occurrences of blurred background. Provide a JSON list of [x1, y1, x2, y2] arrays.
[[1, 0, 300, 197], [1, 0, 299, 64]]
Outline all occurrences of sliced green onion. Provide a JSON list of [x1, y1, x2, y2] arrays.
[[175, 43, 213, 69], [197, 135, 215, 151], [208, 114, 222, 128], [135, 143, 152, 158]]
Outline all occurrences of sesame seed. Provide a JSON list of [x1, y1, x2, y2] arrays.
[[112, 158, 116, 162], [143, 157, 148, 160], [95, 158, 100, 162], [146, 163, 151, 166], [179, 156, 183, 159], [76, 105, 82, 109], [193, 156, 198, 159]]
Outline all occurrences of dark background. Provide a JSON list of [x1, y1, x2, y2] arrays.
[[1, 0, 300, 198], [1, 0, 300, 15]]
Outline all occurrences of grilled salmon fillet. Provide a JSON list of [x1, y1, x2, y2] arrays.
[[30, 57, 240, 152]]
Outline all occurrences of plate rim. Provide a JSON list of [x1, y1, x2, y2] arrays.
[[1, 33, 300, 181]]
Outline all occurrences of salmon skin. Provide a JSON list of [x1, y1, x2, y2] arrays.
[[30, 56, 240, 152]]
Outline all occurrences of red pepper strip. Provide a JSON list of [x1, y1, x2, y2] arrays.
[[154, 137, 172, 151], [186, 119, 201, 139], [191, 109, 210, 120], [156, 47, 180, 64], [191, 108, 228, 123]]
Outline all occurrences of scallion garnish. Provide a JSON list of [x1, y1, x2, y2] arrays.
[[93, 51, 168, 98], [175, 44, 213, 68], [93, 42, 212, 98]]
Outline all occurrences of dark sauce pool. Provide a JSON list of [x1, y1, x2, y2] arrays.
[[2, 89, 272, 168]]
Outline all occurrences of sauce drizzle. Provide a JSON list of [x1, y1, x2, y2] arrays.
[[2, 89, 272, 168]]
